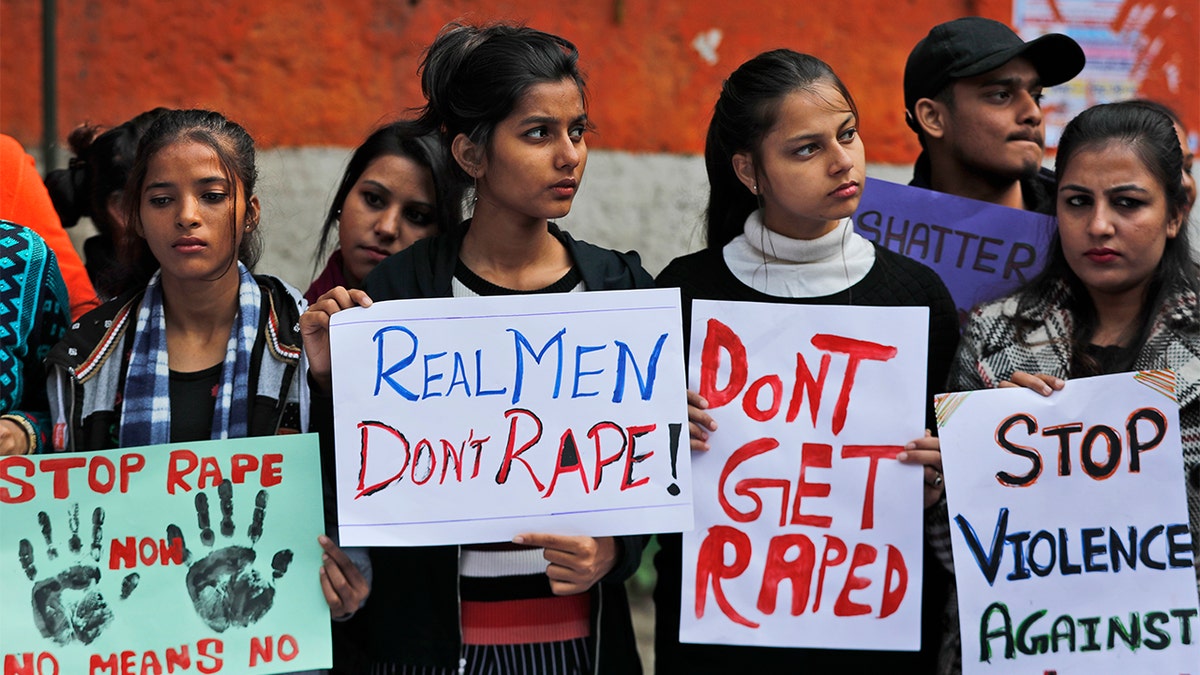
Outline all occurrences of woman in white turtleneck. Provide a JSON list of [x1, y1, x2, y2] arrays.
[[652, 50, 961, 674]]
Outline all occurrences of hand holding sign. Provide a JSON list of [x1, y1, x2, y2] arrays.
[[515, 533, 618, 596], [300, 286, 374, 394], [19, 504, 139, 645], [167, 479, 294, 633]]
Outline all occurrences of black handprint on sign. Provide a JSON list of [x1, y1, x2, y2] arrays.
[[18, 504, 140, 645], [168, 478, 293, 632]]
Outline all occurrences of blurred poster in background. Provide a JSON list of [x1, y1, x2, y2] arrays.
[[1013, 0, 1198, 153]]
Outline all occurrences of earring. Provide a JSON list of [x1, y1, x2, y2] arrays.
[[752, 182, 758, 194]]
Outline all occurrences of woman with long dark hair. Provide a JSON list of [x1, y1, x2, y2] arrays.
[[946, 101, 1200, 673], [306, 119, 463, 303], [653, 49, 959, 673], [301, 23, 649, 674]]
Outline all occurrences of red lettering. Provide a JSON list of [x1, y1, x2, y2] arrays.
[[0, 457, 36, 504], [719, 438, 789, 524], [496, 408, 545, 490], [810, 334, 897, 435], [742, 375, 782, 422], [86, 456, 116, 494], [6, 652, 58, 675], [260, 454, 283, 487], [88, 652, 118, 675], [139, 650, 162, 675], [786, 353, 831, 424], [161, 537, 184, 566], [411, 440, 436, 486], [164, 645, 190, 670], [879, 545, 908, 618], [196, 456, 222, 489], [833, 543, 877, 617], [468, 432, 488, 479], [356, 421, 410, 498], [119, 454, 145, 493], [109, 537, 184, 570], [621, 424, 656, 491], [841, 445, 903, 530], [812, 535, 847, 612], [138, 538, 158, 566], [230, 454, 258, 485], [695, 525, 757, 628], [196, 638, 223, 674], [166, 450, 198, 495], [757, 533, 816, 616], [588, 421, 626, 491], [544, 430, 589, 498], [440, 439, 462, 484], [39, 456, 87, 499], [698, 319, 747, 409], [249, 636, 272, 667], [277, 634, 299, 661], [248, 634, 298, 666], [790, 443, 832, 527], [110, 537, 137, 570]]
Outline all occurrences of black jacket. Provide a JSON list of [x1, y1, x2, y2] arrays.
[[323, 223, 653, 674], [45, 274, 305, 452], [651, 245, 958, 674], [910, 150, 1057, 215]]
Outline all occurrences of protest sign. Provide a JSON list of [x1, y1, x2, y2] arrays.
[[328, 288, 691, 546], [679, 301, 929, 649], [937, 371, 1200, 674], [0, 435, 331, 675], [853, 178, 1056, 321]]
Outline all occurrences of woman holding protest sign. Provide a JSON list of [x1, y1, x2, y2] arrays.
[[42, 109, 371, 651], [306, 119, 464, 304], [948, 101, 1200, 665], [652, 49, 959, 673], [301, 22, 650, 675]]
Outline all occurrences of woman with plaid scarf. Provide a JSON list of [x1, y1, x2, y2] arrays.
[[43, 109, 371, 657], [942, 101, 1200, 674]]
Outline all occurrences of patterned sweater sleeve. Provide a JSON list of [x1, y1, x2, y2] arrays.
[[1, 223, 70, 453]]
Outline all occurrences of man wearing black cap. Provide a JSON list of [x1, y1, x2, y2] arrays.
[[904, 16, 1086, 214]]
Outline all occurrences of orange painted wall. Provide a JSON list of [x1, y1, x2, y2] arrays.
[[2, 0, 1194, 164]]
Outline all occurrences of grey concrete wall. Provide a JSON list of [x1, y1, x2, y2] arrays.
[[60, 147, 916, 292]]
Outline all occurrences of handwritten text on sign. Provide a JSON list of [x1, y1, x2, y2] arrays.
[[853, 178, 1055, 322], [679, 301, 928, 650], [937, 372, 1200, 675], [0, 435, 331, 675], [328, 288, 691, 546]]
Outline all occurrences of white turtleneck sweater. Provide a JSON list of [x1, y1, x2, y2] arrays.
[[721, 211, 876, 298]]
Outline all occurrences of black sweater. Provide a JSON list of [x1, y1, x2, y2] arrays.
[[652, 244, 958, 675]]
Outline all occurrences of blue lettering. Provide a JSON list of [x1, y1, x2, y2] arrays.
[[475, 349, 507, 397], [447, 352, 472, 397], [509, 328, 566, 404], [954, 508, 1009, 586], [612, 333, 668, 403], [572, 344, 606, 398], [374, 326, 419, 400], [423, 352, 447, 398]]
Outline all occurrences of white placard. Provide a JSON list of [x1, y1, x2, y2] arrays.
[[680, 300, 929, 650], [328, 288, 692, 546], [937, 371, 1200, 674]]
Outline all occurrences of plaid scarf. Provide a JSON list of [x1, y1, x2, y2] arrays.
[[119, 263, 261, 447]]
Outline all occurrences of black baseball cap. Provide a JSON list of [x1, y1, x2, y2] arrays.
[[904, 17, 1086, 113]]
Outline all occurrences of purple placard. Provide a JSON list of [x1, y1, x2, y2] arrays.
[[853, 178, 1056, 323]]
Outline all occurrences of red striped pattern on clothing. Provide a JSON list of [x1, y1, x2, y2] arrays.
[[461, 594, 590, 645]]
